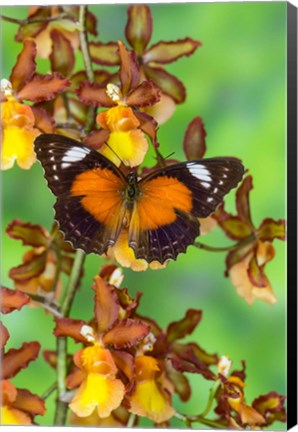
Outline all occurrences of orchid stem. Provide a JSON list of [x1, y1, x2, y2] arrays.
[[79, 5, 96, 134], [54, 249, 85, 425], [194, 233, 255, 253], [175, 412, 226, 429], [42, 382, 57, 400]]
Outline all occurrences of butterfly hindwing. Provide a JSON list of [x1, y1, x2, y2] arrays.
[[34, 134, 127, 254], [128, 158, 244, 263]]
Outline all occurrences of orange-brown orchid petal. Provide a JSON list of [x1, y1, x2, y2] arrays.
[[15, 11, 48, 43], [68, 97, 89, 125], [1, 322, 10, 348], [102, 319, 150, 349], [83, 129, 109, 150], [183, 116, 207, 160], [89, 42, 120, 66], [218, 216, 253, 240], [50, 29, 75, 77], [252, 391, 286, 425], [143, 65, 186, 104], [70, 70, 111, 91], [6, 219, 49, 248], [198, 216, 218, 236], [173, 341, 218, 366], [9, 250, 46, 285], [10, 39, 36, 92], [144, 38, 201, 65], [31, 106, 55, 133], [134, 110, 158, 146], [238, 403, 266, 426], [126, 80, 160, 107], [92, 275, 120, 334], [167, 309, 202, 342], [225, 240, 255, 273], [53, 317, 89, 343], [118, 40, 139, 95], [13, 389, 46, 417], [247, 254, 269, 288], [86, 10, 98, 35], [170, 347, 215, 380], [258, 218, 286, 241], [17, 73, 70, 102], [236, 175, 254, 227], [125, 5, 152, 55], [1, 405, 32, 425], [2, 380, 17, 405], [166, 364, 191, 402], [111, 351, 135, 381], [3, 341, 40, 379], [67, 366, 86, 389], [1, 287, 30, 314], [77, 81, 116, 107]]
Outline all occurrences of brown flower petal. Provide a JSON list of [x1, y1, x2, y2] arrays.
[[143, 65, 186, 104], [66, 366, 85, 389], [6, 219, 49, 248], [92, 275, 120, 334], [50, 29, 75, 77], [111, 350, 135, 380], [144, 38, 201, 65], [118, 40, 139, 95], [1, 287, 30, 314], [134, 110, 158, 146], [126, 80, 160, 107], [170, 354, 214, 379], [86, 10, 98, 36], [43, 350, 57, 368], [53, 317, 88, 343], [176, 341, 218, 366], [83, 129, 110, 149], [17, 73, 70, 102], [167, 309, 202, 342], [252, 391, 286, 425], [70, 70, 111, 91], [258, 218, 286, 241], [125, 5, 152, 55], [166, 364, 191, 401], [225, 240, 255, 274], [183, 116, 207, 160], [2, 341, 40, 379], [10, 39, 36, 92], [247, 254, 268, 287], [102, 319, 150, 349], [31, 106, 55, 133], [77, 81, 115, 107], [219, 216, 253, 240], [15, 8, 49, 42], [1, 322, 10, 348], [89, 41, 120, 66], [68, 97, 89, 124], [9, 251, 46, 284], [115, 288, 142, 316], [236, 176, 254, 227], [13, 389, 46, 416]]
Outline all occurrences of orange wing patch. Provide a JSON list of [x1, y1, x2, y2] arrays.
[[135, 176, 193, 230], [71, 168, 125, 227]]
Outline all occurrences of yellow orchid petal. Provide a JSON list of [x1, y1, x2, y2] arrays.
[[108, 231, 148, 272], [80, 345, 118, 375], [0, 406, 32, 425], [69, 373, 125, 418], [1, 126, 39, 170], [100, 129, 148, 168], [97, 106, 140, 132], [129, 379, 175, 423]]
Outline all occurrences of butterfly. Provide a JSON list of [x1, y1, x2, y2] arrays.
[[34, 134, 244, 264]]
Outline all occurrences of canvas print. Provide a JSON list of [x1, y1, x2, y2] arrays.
[[1, 2, 294, 429]]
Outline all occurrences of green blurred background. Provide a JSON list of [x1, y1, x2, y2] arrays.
[[1, 3, 287, 428]]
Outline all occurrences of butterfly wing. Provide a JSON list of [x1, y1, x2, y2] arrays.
[[129, 158, 244, 263], [34, 134, 127, 254]]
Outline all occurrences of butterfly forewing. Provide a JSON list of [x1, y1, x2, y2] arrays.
[[34, 134, 127, 254]]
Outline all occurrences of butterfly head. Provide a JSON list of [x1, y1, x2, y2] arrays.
[[126, 171, 140, 203]]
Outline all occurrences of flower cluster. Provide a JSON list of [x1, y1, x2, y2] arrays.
[[0, 287, 45, 425]]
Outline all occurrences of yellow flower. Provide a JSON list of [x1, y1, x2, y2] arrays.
[[1, 95, 40, 170], [96, 105, 148, 167], [128, 355, 175, 423], [69, 344, 125, 418]]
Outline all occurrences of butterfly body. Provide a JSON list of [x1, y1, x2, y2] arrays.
[[34, 134, 244, 264]]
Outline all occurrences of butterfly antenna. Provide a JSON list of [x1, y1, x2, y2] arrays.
[[103, 142, 124, 165]]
